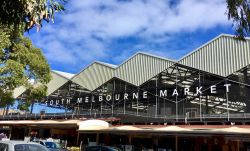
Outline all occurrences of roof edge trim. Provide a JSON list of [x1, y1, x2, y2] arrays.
[[71, 61, 116, 80], [117, 51, 177, 69], [178, 34, 248, 61], [51, 70, 72, 81]]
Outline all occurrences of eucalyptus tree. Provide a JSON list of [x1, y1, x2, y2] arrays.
[[0, 0, 65, 113], [227, 0, 250, 40]]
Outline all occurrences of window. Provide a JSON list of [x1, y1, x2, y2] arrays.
[[15, 144, 48, 151], [86, 146, 101, 151], [0, 143, 8, 151], [44, 142, 62, 149]]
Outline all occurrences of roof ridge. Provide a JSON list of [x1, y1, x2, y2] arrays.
[[51, 70, 72, 80], [178, 34, 225, 61], [178, 33, 250, 61], [94, 61, 117, 68], [71, 61, 116, 80], [137, 51, 177, 63], [116, 51, 176, 69], [52, 70, 75, 80]]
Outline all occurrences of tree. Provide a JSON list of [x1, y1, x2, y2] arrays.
[[0, 0, 65, 31], [226, 0, 250, 40], [0, 0, 65, 113]]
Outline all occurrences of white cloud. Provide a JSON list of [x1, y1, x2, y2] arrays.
[[29, 0, 231, 72]]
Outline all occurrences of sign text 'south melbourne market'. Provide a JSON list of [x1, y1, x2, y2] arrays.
[[44, 84, 231, 106]]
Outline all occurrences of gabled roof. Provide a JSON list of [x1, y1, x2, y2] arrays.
[[53, 70, 75, 79], [13, 86, 27, 99], [115, 52, 176, 86], [46, 71, 73, 96], [14, 34, 250, 99], [95, 61, 117, 68], [71, 62, 115, 91], [179, 34, 250, 77], [13, 70, 74, 98]]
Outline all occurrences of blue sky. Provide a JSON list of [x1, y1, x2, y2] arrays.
[[27, 0, 234, 74]]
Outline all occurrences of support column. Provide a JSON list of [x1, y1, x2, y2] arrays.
[[199, 70, 202, 121], [101, 102, 103, 115], [226, 80, 230, 121], [77, 132, 80, 145], [96, 133, 99, 145], [28, 127, 31, 137], [237, 139, 240, 151], [175, 136, 178, 151], [90, 94, 92, 116], [124, 84, 126, 114], [50, 129, 53, 138], [175, 67, 178, 121], [112, 80, 116, 116], [137, 88, 139, 115], [129, 135, 132, 145], [206, 95, 209, 114], [65, 104, 68, 118], [155, 75, 158, 117], [9, 127, 12, 139]]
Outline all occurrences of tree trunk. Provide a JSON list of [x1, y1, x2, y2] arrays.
[[5, 105, 9, 115], [30, 102, 34, 114]]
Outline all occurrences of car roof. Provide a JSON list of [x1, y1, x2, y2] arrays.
[[40, 140, 55, 143], [0, 140, 39, 145]]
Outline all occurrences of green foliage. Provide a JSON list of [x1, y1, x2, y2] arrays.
[[0, 26, 51, 108], [0, 0, 66, 32], [0, 0, 64, 110], [227, 0, 250, 40], [18, 85, 48, 111], [0, 89, 15, 108]]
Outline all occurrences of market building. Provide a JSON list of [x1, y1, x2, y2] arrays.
[[1, 34, 250, 150]]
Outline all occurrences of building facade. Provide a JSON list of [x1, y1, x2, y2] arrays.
[[6, 34, 250, 150], [18, 34, 248, 124]]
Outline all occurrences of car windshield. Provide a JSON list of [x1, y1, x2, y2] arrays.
[[86, 146, 121, 151], [44, 142, 62, 149], [14, 144, 48, 151], [103, 146, 121, 151], [0, 143, 8, 151]]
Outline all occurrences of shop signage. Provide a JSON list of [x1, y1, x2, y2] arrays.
[[44, 84, 231, 106]]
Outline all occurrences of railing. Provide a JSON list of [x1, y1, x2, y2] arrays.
[[1, 111, 250, 121]]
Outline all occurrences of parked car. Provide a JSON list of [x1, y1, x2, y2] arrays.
[[39, 140, 69, 151], [84, 146, 121, 151], [0, 140, 49, 151]]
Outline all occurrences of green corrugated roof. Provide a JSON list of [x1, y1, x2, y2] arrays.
[[179, 34, 250, 77]]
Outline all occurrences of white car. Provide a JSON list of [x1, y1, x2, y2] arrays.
[[39, 140, 69, 151], [0, 140, 49, 151]]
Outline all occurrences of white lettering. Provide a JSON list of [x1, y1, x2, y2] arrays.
[[143, 91, 148, 99], [85, 97, 89, 103], [124, 93, 128, 100], [224, 84, 231, 92], [172, 89, 178, 96], [184, 88, 190, 95], [210, 85, 216, 94], [196, 87, 202, 95], [66, 99, 71, 104], [159, 90, 167, 97], [99, 95, 103, 102], [61, 98, 64, 104], [133, 92, 139, 99], [50, 100, 54, 106], [77, 98, 82, 103], [91, 96, 95, 102], [56, 100, 60, 105], [106, 95, 112, 101], [115, 94, 120, 101]]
